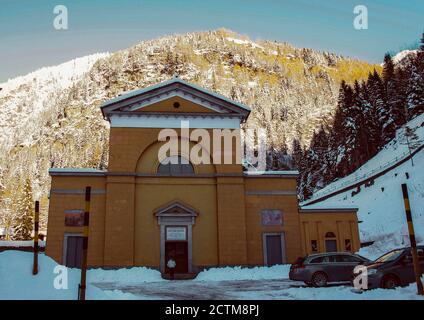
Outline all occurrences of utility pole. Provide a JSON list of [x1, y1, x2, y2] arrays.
[[401, 183, 424, 295], [78, 186, 91, 300], [32, 201, 39, 275]]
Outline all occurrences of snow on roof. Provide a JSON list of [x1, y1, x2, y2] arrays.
[[0, 240, 46, 247], [100, 76, 251, 112], [300, 203, 358, 212], [49, 168, 106, 175], [244, 170, 299, 176]]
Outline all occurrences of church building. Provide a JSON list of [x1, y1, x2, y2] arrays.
[[46, 77, 360, 276]]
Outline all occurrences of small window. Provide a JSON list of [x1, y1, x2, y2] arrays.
[[403, 253, 413, 264], [325, 232, 336, 238], [311, 240, 318, 253], [157, 156, 194, 174], [310, 256, 325, 264], [418, 249, 424, 261], [320, 256, 335, 263], [336, 255, 359, 263], [345, 239, 352, 251]]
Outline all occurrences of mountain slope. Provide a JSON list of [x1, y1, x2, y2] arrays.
[[0, 29, 381, 227], [0, 53, 109, 147], [302, 113, 424, 259]]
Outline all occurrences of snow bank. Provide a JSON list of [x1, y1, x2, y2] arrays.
[[304, 113, 424, 255], [2, 251, 423, 300], [280, 279, 424, 300], [195, 265, 290, 282], [0, 251, 109, 299], [0, 240, 46, 248], [0, 251, 165, 299], [89, 266, 164, 284]]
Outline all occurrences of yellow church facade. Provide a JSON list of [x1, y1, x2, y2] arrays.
[[46, 77, 360, 275]]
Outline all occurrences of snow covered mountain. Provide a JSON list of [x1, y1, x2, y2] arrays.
[[0, 53, 109, 147], [302, 113, 424, 259], [0, 29, 381, 226], [392, 49, 418, 67]]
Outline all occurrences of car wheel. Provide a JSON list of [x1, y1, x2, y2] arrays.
[[381, 275, 400, 289], [312, 272, 328, 287]]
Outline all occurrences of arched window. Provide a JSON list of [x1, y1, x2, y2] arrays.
[[325, 232, 336, 238], [157, 156, 194, 174]]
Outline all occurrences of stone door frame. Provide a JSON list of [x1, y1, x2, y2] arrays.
[[155, 201, 198, 273]]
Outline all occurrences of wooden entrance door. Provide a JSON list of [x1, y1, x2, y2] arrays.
[[65, 235, 83, 268], [165, 241, 188, 273], [264, 234, 285, 266]]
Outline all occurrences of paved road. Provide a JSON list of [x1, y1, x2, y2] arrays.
[[93, 278, 307, 300]]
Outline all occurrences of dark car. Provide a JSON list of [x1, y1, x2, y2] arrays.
[[289, 252, 370, 287], [353, 246, 424, 289]]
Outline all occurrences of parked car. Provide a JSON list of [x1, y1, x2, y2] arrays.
[[353, 246, 424, 289], [289, 252, 370, 287]]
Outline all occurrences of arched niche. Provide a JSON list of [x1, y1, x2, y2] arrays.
[[135, 137, 216, 175]]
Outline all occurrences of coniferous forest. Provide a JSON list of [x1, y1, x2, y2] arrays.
[[297, 33, 424, 201]]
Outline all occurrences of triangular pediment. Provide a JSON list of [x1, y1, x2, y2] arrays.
[[100, 77, 250, 120], [154, 201, 198, 217], [131, 96, 221, 114]]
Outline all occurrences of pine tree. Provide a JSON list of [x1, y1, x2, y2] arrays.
[[331, 81, 349, 148], [406, 36, 424, 119], [12, 179, 34, 240], [382, 53, 397, 142], [421, 32, 424, 51], [0, 197, 16, 240], [391, 67, 409, 126], [350, 80, 369, 168], [330, 81, 358, 178], [365, 70, 385, 156], [291, 138, 303, 169], [305, 126, 330, 191]]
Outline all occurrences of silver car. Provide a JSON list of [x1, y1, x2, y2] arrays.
[[353, 246, 424, 289], [289, 252, 370, 287]]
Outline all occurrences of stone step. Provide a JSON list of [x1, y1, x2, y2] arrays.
[[161, 272, 198, 280]]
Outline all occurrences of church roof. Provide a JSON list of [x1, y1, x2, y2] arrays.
[[100, 76, 251, 120]]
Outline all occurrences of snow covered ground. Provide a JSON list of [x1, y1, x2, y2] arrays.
[[0, 240, 46, 247], [1, 251, 423, 300], [303, 114, 424, 259]]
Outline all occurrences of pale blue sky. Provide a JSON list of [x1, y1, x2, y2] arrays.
[[0, 0, 423, 82]]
